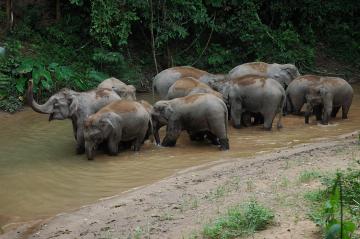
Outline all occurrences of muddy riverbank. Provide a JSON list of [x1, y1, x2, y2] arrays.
[[1, 131, 359, 239]]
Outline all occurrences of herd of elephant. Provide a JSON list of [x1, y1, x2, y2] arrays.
[[27, 62, 354, 160]]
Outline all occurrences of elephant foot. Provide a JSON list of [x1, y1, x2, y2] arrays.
[[108, 151, 118, 156], [263, 126, 272, 131], [321, 121, 329, 125], [219, 138, 229, 150], [76, 146, 85, 154], [342, 115, 348, 119]]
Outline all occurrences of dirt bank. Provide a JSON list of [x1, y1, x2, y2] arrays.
[[2, 132, 359, 239]]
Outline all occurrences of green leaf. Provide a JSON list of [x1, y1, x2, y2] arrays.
[[15, 77, 27, 94], [343, 221, 356, 233], [325, 223, 340, 239], [17, 59, 34, 74], [40, 80, 51, 90]]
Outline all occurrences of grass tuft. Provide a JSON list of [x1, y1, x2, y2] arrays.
[[298, 170, 321, 183], [202, 201, 274, 239]]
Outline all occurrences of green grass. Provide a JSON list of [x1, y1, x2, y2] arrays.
[[202, 201, 274, 239], [298, 170, 321, 183]]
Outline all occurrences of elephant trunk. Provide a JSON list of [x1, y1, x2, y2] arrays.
[[27, 79, 53, 114], [85, 141, 96, 160]]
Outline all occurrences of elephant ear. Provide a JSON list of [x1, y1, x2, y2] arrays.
[[164, 104, 174, 119], [69, 96, 79, 116], [100, 118, 115, 130]]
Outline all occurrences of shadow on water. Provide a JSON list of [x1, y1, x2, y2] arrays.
[[0, 84, 360, 229]]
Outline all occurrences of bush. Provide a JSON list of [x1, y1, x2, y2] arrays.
[[203, 201, 274, 239]]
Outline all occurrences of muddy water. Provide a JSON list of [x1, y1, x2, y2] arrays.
[[1, 85, 360, 230]]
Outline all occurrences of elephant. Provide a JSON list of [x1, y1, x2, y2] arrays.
[[152, 66, 226, 99], [290, 75, 354, 125], [228, 62, 300, 89], [286, 75, 353, 124], [151, 93, 229, 150], [84, 100, 152, 160], [166, 76, 223, 100], [27, 79, 120, 153], [208, 75, 285, 130], [98, 77, 136, 100]]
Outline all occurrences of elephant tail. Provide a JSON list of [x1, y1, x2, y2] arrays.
[[152, 77, 157, 102], [148, 118, 155, 143], [276, 93, 285, 129], [224, 104, 229, 137]]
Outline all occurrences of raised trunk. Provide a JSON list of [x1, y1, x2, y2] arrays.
[[27, 80, 53, 114]]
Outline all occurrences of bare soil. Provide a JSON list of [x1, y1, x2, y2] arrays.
[[1, 132, 359, 239]]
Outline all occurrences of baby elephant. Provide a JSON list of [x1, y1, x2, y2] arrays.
[[84, 100, 151, 160], [152, 93, 229, 150]]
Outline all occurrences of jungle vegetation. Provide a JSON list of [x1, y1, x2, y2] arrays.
[[0, 0, 359, 112]]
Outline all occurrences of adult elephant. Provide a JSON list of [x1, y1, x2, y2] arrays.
[[208, 75, 285, 130], [166, 76, 223, 100], [228, 62, 300, 89], [152, 66, 225, 99], [287, 75, 353, 124], [27, 80, 120, 153], [98, 77, 136, 100], [151, 93, 229, 150], [84, 100, 151, 160], [286, 75, 353, 123]]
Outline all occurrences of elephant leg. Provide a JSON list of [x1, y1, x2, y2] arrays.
[[133, 127, 148, 151], [331, 106, 340, 118], [262, 111, 276, 130], [314, 105, 323, 121], [108, 140, 119, 156], [208, 117, 228, 150], [162, 118, 181, 147], [71, 119, 78, 140], [219, 138, 229, 150], [230, 101, 243, 129], [341, 104, 351, 119], [205, 132, 220, 145], [241, 112, 252, 127]]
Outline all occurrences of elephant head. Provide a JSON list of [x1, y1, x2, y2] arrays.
[[304, 87, 325, 123], [273, 64, 300, 89], [113, 85, 136, 100], [27, 79, 78, 121], [151, 101, 174, 144], [84, 112, 119, 160]]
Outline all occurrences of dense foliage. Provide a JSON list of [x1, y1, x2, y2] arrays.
[[0, 0, 359, 111], [306, 170, 360, 238]]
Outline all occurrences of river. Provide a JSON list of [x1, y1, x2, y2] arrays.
[[0, 85, 359, 230]]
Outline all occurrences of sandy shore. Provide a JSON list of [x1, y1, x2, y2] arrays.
[[1, 131, 359, 239]]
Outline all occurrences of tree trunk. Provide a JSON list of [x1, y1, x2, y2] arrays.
[[56, 0, 61, 21], [6, 0, 13, 30], [149, 0, 159, 74]]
